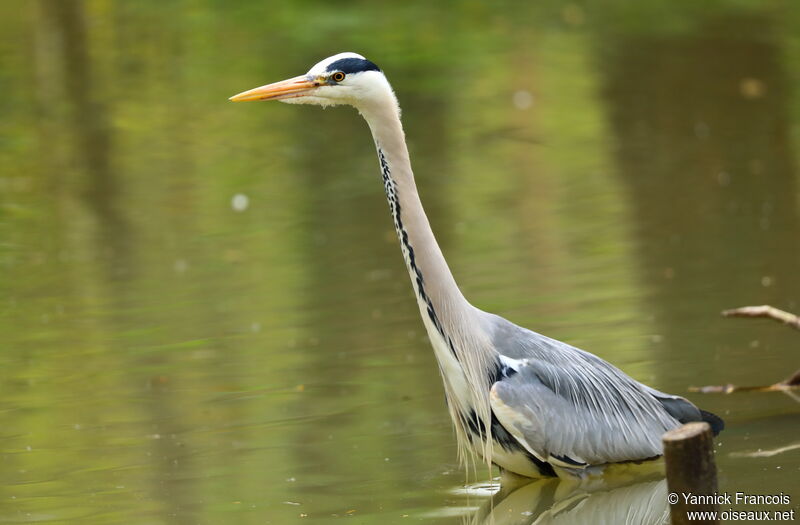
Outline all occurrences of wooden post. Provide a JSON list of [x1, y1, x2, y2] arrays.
[[663, 422, 720, 524]]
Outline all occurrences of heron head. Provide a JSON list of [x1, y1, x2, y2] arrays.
[[229, 52, 390, 110]]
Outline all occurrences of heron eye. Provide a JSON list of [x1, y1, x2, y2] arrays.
[[331, 71, 346, 82]]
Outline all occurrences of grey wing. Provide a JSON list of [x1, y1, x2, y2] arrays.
[[481, 311, 719, 468], [490, 358, 680, 468]]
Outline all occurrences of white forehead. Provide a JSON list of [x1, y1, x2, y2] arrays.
[[307, 52, 366, 75]]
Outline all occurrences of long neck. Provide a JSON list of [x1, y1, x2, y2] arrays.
[[358, 95, 499, 469], [358, 98, 470, 343]]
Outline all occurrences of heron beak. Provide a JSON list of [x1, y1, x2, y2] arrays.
[[229, 75, 319, 102]]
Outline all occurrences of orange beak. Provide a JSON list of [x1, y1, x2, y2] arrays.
[[229, 75, 320, 102]]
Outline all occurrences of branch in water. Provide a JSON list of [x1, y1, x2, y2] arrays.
[[689, 370, 799, 394], [721, 305, 800, 331], [692, 305, 799, 394], [730, 441, 800, 458]]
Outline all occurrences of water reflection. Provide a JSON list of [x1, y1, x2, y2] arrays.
[[599, 10, 800, 349], [34, 0, 127, 258], [465, 474, 668, 525]]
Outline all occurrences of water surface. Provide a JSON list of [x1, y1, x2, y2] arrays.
[[1, 1, 799, 523]]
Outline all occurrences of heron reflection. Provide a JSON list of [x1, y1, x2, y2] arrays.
[[463, 470, 669, 524]]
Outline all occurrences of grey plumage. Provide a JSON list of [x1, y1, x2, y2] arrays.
[[483, 311, 722, 475], [484, 313, 691, 470], [230, 52, 724, 480]]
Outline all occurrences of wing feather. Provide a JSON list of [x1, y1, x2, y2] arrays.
[[490, 359, 676, 467], [479, 311, 723, 470]]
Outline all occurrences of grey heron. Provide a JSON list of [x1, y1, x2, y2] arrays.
[[230, 53, 724, 479]]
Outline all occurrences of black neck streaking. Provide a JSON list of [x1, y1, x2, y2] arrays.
[[378, 147, 459, 359]]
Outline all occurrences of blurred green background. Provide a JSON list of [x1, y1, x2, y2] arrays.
[[1, 0, 799, 523]]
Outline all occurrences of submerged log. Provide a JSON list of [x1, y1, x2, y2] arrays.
[[663, 422, 719, 525]]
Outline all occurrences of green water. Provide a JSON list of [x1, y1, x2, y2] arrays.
[[1, 1, 799, 523]]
